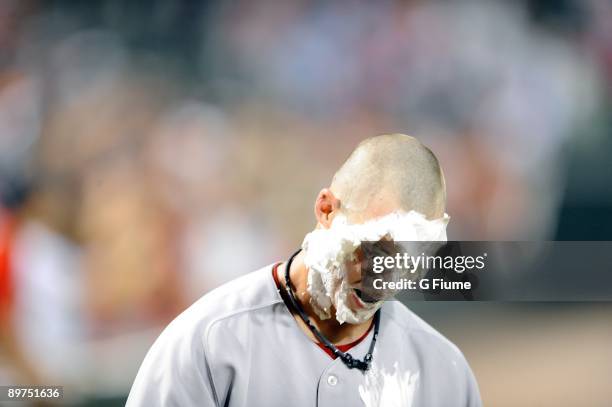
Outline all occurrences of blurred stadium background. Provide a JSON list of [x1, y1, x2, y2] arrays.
[[0, 0, 611, 405]]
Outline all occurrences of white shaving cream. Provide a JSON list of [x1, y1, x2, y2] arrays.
[[301, 210, 449, 324], [359, 361, 420, 407]]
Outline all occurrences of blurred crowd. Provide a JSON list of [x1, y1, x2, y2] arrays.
[[0, 0, 611, 403]]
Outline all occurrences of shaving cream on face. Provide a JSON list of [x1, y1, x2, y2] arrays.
[[301, 210, 449, 324]]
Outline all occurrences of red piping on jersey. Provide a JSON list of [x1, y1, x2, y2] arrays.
[[272, 262, 373, 359]]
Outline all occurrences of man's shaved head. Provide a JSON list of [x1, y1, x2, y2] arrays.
[[330, 134, 446, 221]]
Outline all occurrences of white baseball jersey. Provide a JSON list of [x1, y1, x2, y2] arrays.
[[127, 264, 481, 407]]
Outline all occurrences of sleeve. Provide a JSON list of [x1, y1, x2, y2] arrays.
[[126, 318, 218, 407]]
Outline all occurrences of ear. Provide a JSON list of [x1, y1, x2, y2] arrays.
[[314, 188, 341, 228]]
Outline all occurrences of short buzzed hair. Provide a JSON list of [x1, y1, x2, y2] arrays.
[[330, 134, 446, 219]]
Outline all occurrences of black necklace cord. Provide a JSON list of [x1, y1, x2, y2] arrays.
[[283, 249, 380, 372]]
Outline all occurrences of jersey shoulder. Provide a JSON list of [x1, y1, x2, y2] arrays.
[[156, 264, 281, 352], [128, 265, 282, 406], [381, 301, 465, 358], [175, 264, 281, 330]]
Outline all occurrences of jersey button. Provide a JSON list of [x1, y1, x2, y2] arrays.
[[327, 374, 338, 386]]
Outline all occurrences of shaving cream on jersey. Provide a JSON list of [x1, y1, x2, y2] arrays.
[[359, 360, 420, 407]]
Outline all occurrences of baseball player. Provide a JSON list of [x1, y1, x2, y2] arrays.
[[127, 134, 481, 407]]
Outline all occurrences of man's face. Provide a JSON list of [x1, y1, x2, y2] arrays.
[[337, 197, 413, 313], [341, 245, 376, 316], [302, 222, 384, 325], [302, 195, 449, 324], [346, 237, 404, 307]]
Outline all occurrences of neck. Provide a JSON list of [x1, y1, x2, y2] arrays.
[[278, 250, 373, 345]]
